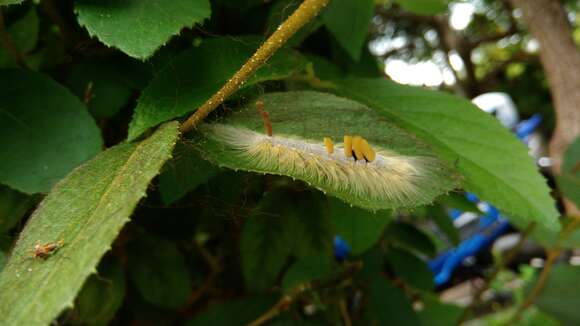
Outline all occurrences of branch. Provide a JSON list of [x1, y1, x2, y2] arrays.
[[0, 9, 28, 68], [180, 0, 330, 134]]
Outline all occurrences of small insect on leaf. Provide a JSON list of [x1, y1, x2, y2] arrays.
[[32, 239, 64, 260]]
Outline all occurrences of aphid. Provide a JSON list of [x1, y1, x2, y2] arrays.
[[256, 100, 273, 137], [324, 137, 334, 155], [32, 239, 64, 259]]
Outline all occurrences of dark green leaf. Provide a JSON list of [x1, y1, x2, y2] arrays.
[[395, 0, 448, 15], [75, 0, 211, 59], [128, 37, 308, 140], [282, 254, 333, 292], [0, 69, 102, 194], [0, 185, 33, 233], [128, 235, 192, 309], [66, 58, 135, 119], [333, 78, 560, 233], [329, 198, 391, 255], [386, 247, 434, 291], [0, 122, 179, 325], [322, 0, 374, 61], [0, 0, 25, 6], [429, 205, 460, 246], [159, 143, 219, 204], [0, 7, 38, 66], [386, 221, 436, 257], [241, 190, 332, 291], [418, 294, 464, 326], [365, 277, 421, 326], [436, 192, 479, 213], [534, 265, 580, 325], [187, 296, 276, 326], [73, 257, 125, 326]]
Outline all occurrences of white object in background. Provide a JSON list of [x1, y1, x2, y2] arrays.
[[472, 92, 520, 129]]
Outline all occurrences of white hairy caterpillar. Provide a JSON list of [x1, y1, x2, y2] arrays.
[[193, 91, 459, 210], [198, 123, 458, 211]]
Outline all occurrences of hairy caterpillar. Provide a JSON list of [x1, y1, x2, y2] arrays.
[[198, 123, 458, 210], [193, 91, 459, 210]]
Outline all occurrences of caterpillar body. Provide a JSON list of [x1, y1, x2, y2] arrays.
[[199, 123, 458, 211]]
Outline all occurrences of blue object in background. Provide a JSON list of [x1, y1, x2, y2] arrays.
[[333, 235, 351, 261], [429, 114, 542, 286]]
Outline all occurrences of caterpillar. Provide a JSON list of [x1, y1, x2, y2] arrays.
[[198, 123, 457, 211]]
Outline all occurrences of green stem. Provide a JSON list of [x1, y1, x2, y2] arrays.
[[179, 0, 330, 134]]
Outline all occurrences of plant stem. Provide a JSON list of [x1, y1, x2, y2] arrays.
[[0, 9, 28, 68], [179, 0, 330, 134]]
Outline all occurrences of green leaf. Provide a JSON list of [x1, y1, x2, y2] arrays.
[[0, 69, 102, 194], [187, 296, 276, 326], [386, 247, 434, 291], [241, 190, 332, 292], [436, 192, 479, 213], [533, 265, 580, 325], [0, 122, 179, 326], [556, 137, 580, 207], [72, 256, 125, 326], [329, 198, 391, 255], [365, 277, 421, 326], [128, 37, 308, 140], [196, 91, 459, 211], [332, 78, 560, 233], [0, 185, 33, 233], [0, 0, 24, 6], [418, 294, 464, 326], [385, 221, 436, 257], [75, 0, 211, 59], [128, 235, 192, 309], [322, 0, 374, 61], [159, 143, 219, 204], [0, 6, 38, 66], [429, 205, 460, 246], [282, 254, 333, 292], [395, 0, 448, 15]]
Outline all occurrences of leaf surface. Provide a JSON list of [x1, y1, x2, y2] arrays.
[[0, 122, 179, 326], [333, 78, 560, 232], [75, 0, 211, 59]]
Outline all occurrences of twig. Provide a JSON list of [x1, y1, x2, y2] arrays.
[[179, 0, 330, 134], [0, 9, 28, 68], [339, 298, 352, 326]]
